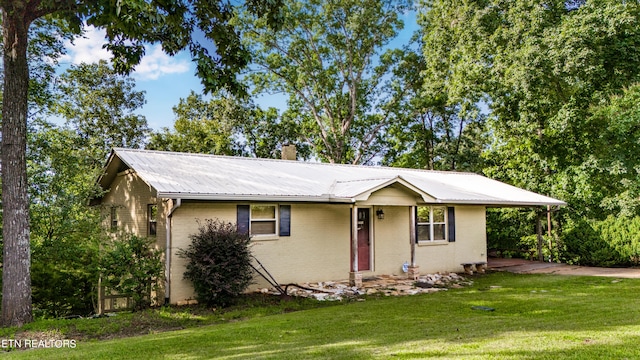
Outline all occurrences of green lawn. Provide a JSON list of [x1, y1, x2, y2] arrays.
[[5, 272, 640, 359]]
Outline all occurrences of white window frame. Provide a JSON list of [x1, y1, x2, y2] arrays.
[[417, 206, 447, 242], [250, 204, 279, 237]]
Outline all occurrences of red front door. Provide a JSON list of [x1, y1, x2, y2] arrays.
[[357, 208, 371, 271]]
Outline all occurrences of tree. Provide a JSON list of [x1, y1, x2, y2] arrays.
[[148, 92, 245, 155], [419, 0, 640, 260], [55, 60, 149, 160], [28, 125, 105, 317], [148, 91, 310, 159], [238, 106, 311, 159], [380, 41, 486, 172], [420, 0, 640, 205], [581, 84, 640, 217], [26, 62, 150, 316], [28, 59, 151, 316], [1, 0, 282, 327], [1, 18, 87, 318], [239, 0, 411, 164]]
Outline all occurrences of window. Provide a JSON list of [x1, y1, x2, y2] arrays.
[[417, 206, 447, 242], [237, 204, 291, 238], [148, 204, 158, 236], [110, 206, 118, 231], [250, 205, 277, 236]]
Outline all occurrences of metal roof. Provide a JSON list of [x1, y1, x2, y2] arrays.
[[100, 148, 566, 207]]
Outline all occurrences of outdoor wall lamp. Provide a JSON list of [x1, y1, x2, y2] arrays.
[[376, 208, 385, 220]]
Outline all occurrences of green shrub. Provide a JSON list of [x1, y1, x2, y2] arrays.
[[518, 234, 559, 262], [177, 219, 253, 307], [559, 217, 628, 267], [30, 234, 102, 318], [596, 216, 640, 266], [31, 254, 99, 318], [486, 208, 537, 256], [101, 233, 165, 311]]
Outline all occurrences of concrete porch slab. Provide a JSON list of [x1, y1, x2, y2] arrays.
[[488, 258, 640, 278]]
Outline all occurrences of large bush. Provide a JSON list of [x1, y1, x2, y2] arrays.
[[100, 233, 165, 311], [559, 216, 640, 267], [31, 236, 102, 318], [488, 208, 640, 267], [178, 219, 253, 307]]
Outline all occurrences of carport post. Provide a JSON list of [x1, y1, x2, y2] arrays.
[[536, 208, 544, 262]]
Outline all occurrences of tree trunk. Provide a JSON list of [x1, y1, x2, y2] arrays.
[[1, 4, 33, 327]]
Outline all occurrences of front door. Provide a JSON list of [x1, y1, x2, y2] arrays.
[[357, 208, 371, 271]]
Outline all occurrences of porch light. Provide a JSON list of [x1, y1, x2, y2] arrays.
[[376, 208, 385, 220]]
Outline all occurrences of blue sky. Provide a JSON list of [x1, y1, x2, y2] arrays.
[[61, 12, 418, 132]]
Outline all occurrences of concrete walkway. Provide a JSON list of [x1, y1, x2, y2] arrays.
[[488, 258, 640, 278]]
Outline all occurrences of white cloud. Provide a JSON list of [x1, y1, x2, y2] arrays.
[[62, 26, 191, 81], [61, 26, 112, 64], [132, 46, 191, 81]]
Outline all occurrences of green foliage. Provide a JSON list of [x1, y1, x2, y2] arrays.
[[54, 60, 149, 160], [486, 208, 536, 254], [147, 91, 310, 159], [560, 217, 623, 267], [26, 74, 150, 317], [380, 17, 487, 171], [421, 0, 640, 218], [25, 19, 74, 122], [100, 234, 165, 311], [583, 84, 640, 217], [240, 106, 312, 160], [1, 0, 283, 327], [240, 0, 411, 164], [31, 241, 101, 318], [380, 43, 487, 171], [560, 216, 640, 267], [177, 220, 253, 307], [72, 0, 284, 95], [518, 234, 561, 263], [147, 92, 243, 155], [27, 125, 106, 317]]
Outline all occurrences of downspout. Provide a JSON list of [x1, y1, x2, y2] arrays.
[[410, 206, 416, 266], [165, 198, 182, 304]]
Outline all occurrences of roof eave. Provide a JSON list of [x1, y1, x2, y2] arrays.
[[156, 192, 565, 207], [442, 199, 567, 207], [156, 192, 356, 203]]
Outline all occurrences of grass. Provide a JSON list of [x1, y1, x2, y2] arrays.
[[0, 293, 338, 342], [4, 272, 640, 359]]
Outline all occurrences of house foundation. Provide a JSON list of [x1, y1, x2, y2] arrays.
[[349, 272, 363, 287], [407, 265, 420, 280]]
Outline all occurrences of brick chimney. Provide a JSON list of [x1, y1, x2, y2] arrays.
[[281, 144, 297, 161]]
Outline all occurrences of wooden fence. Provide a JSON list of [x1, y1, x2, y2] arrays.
[[97, 277, 135, 314]]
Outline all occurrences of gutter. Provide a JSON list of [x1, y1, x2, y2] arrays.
[[165, 198, 182, 304], [156, 192, 356, 203], [156, 193, 566, 207]]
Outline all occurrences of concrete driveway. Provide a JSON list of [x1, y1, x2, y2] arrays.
[[488, 258, 640, 279]]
